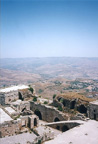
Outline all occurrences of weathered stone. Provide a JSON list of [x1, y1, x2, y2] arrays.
[[30, 101, 68, 122], [0, 119, 21, 138], [89, 100, 98, 121], [0, 85, 34, 105]]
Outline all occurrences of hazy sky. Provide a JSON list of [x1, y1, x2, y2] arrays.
[[1, 0, 98, 58]]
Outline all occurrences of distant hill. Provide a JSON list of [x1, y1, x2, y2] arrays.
[[1, 57, 98, 80], [0, 57, 98, 99], [0, 68, 42, 88]]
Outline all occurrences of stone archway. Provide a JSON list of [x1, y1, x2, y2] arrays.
[[34, 118, 37, 126], [54, 117, 60, 122], [58, 97, 61, 102], [34, 109, 42, 120], [62, 125, 69, 132], [70, 100, 76, 109], [56, 126, 60, 130], [0, 132, 1, 138], [63, 100, 66, 107], [94, 114, 96, 120], [78, 104, 87, 113], [18, 92, 24, 101]]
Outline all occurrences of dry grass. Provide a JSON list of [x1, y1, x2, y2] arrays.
[[19, 88, 28, 92], [58, 92, 95, 102]]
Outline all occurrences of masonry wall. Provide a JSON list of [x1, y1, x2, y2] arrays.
[[53, 97, 88, 115], [19, 89, 33, 99], [0, 93, 5, 105], [0, 114, 39, 138], [20, 116, 29, 127], [19, 102, 30, 112], [0, 91, 19, 105], [11, 101, 30, 113], [28, 115, 39, 129], [30, 101, 68, 122], [89, 103, 98, 121], [5, 91, 19, 104], [0, 119, 21, 138], [46, 122, 80, 132], [53, 97, 72, 109], [0, 88, 33, 105]]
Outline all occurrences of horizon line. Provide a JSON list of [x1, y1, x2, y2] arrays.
[[1, 56, 98, 59]]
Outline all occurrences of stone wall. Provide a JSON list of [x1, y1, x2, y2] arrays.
[[0, 119, 21, 138], [28, 115, 39, 129], [53, 97, 88, 115], [0, 91, 19, 105], [30, 101, 68, 122], [19, 101, 30, 112], [89, 102, 98, 121], [27, 132, 54, 144], [20, 115, 39, 128], [53, 97, 77, 109], [0, 114, 39, 138], [52, 99, 63, 108], [20, 116, 29, 127], [0, 93, 5, 105], [0, 88, 33, 105], [11, 100, 30, 113], [5, 91, 19, 104], [46, 121, 80, 132], [18, 89, 33, 100], [0, 91, 18, 105]]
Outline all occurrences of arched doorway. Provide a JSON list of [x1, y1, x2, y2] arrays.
[[0, 132, 1, 138], [94, 114, 96, 120], [34, 118, 37, 126], [62, 125, 69, 132], [54, 117, 60, 122], [78, 105, 87, 113], [70, 100, 76, 109], [56, 126, 60, 130], [34, 109, 42, 120], [63, 100, 66, 107], [18, 92, 23, 101], [58, 97, 61, 102]]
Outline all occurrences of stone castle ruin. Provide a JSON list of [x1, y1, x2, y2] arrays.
[[52, 93, 98, 120], [0, 85, 38, 138], [0, 85, 33, 105], [0, 85, 98, 143], [89, 100, 98, 121]]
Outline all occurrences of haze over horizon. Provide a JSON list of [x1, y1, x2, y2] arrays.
[[1, 0, 98, 58], [1, 56, 98, 59]]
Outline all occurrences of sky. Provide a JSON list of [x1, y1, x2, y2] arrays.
[[1, 0, 98, 58]]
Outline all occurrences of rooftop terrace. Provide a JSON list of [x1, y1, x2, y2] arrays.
[[45, 120, 98, 144], [90, 100, 98, 105], [0, 85, 29, 93]]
